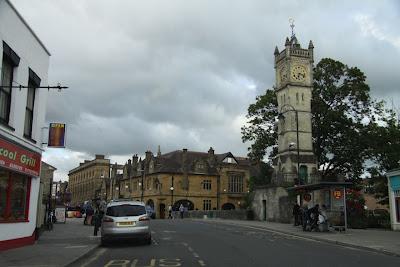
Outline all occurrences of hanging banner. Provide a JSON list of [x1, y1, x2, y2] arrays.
[[48, 123, 66, 148], [0, 136, 41, 176]]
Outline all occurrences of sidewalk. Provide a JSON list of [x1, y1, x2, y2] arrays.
[[0, 218, 99, 267], [195, 218, 400, 257]]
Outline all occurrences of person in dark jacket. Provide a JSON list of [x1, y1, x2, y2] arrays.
[[292, 203, 301, 226], [93, 210, 103, 236]]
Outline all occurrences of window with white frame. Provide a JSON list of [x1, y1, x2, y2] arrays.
[[228, 174, 244, 193], [203, 199, 211, 210], [24, 71, 39, 138]]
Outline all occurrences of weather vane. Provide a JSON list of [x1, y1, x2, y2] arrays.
[[289, 18, 295, 38]]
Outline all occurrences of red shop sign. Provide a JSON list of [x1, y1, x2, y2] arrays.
[[0, 137, 41, 176]]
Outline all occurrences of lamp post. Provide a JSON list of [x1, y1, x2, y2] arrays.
[[170, 176, 174, 208], [278, 104, 300, 185], [139, 169, 145, 202]]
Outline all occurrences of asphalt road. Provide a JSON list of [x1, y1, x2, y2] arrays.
[[72, 219, 400, 267]]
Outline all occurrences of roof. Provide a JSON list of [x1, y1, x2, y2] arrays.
[[6, 0, 51, 56]]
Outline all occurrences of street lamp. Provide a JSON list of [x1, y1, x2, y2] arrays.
[[278, 104, 300, 185], [170, 176, 174, 208]]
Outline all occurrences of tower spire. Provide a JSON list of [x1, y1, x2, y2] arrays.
[[289, 18, 295, 38]]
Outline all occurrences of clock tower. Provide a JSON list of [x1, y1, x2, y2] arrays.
[[273, 33, 317, 184]]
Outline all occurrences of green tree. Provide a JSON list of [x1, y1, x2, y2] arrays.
[[242, 58, 400, 180]]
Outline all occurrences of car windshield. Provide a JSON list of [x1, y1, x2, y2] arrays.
[[106, 204, 146, 217]]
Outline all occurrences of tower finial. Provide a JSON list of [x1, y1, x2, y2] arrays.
[[289, 18, 295, 38]]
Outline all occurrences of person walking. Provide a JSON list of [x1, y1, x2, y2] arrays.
[[292, 203, 300, 226], [168, 205, 173, 219], [93, 209, 104, 236], [179, 204, 184, 219]]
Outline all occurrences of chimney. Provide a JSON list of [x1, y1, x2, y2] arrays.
[[208, 147, 216, 166], [95, 154, 105, 160], [145, 151, 152, 162], [132, 154, 138, 176]]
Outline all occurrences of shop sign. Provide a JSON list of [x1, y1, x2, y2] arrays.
[[48, 123, 66, 148], [0, 137, 41, 176], [333, 189, 343, 199], [303, 193, 311, 201]]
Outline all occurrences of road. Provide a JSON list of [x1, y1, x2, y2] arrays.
[[72, 219, 400, 267]]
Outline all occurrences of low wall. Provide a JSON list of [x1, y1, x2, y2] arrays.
[[251, 186, 292, 223], [172, 210, 247, 220]]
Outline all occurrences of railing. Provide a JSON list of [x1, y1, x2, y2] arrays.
[[290, 49, 310, 58]]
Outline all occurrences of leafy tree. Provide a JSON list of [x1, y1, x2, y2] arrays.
[[242, 58, 400, 181], [248, 161, 274, 191]]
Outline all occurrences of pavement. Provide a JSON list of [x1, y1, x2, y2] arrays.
[[194, 218, 400, 257], [0, 218, 99, 267]]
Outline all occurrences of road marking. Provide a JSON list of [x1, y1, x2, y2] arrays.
[[198, 260, 206, 266], [188, 247, 194, 252], [81, 248, 106, 267], [193, 253, 199, 258], [161, 237, 172, 240], [182, 242, 188, 247], [163, 230, 176, 233]]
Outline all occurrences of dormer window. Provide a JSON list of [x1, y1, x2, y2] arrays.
[[196, 161, 205, 172], [223, 157, 237, 164]]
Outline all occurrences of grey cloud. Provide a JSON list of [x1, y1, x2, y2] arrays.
[[11, 0, 400, 178]]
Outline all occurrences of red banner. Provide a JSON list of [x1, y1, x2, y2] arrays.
[[0, 137, 41, 176]]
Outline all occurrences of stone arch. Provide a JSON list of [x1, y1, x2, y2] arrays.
[[173, 199, 194, 211], [221, 203, 236, 210]]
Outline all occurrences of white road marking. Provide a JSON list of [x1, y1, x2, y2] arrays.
[[198, 260, 206, 266], [188, 247, 194, 252], [163, 230, 176, 233], [193, 253, 199, 258], [161, 237, 172, 240], [182, 242, 188, 247], [81, 248, 107, 267]]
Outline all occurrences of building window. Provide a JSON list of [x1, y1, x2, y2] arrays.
[[202, 180, 211, 190], [0, 170, 31, 222], [23, 80, 36, 138], [203, 199, 211, 211], [0, 57, 14, 124], [228, 174, 244, 193]]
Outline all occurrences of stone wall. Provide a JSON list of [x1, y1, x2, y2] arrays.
[[173, 210, 247, 220], [251, 186, 293, 223]]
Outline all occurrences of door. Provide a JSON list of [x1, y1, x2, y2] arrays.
[[159, 203, 165, 219], [262, 200, 267, 221]]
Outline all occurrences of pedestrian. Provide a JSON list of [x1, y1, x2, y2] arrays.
[[292, 202, 300, 226], [168, 205, 173, 219], [179, 204, 184, 219], [93, 210, 102, 236], [301, 204, 309, 231]]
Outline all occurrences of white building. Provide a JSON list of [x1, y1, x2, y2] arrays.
[[0, 0, 50, 250], [387, 168, 400, 231]]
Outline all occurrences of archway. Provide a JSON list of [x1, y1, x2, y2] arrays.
[[221, 203, 236, 210], [173, 199, 194, 211]]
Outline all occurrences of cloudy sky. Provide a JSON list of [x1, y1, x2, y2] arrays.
[[11, 0, 400, 181]]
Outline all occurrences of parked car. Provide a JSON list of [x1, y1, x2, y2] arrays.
[[146, 205, 156, 219], [101, 200, 151, 245]]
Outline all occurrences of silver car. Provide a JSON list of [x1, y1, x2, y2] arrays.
[[101, 200, 151, 245]]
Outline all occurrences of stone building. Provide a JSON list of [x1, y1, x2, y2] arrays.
[[114, 147, 251, 218], [68, 155, 110, 206]]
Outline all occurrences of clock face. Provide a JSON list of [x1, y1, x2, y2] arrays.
[[279, 66, 288, 82], [291, 65, 307, 82]]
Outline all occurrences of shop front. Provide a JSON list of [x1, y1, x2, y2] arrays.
[[387, 168, 400, 231], [0, 135, 41, 250]]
